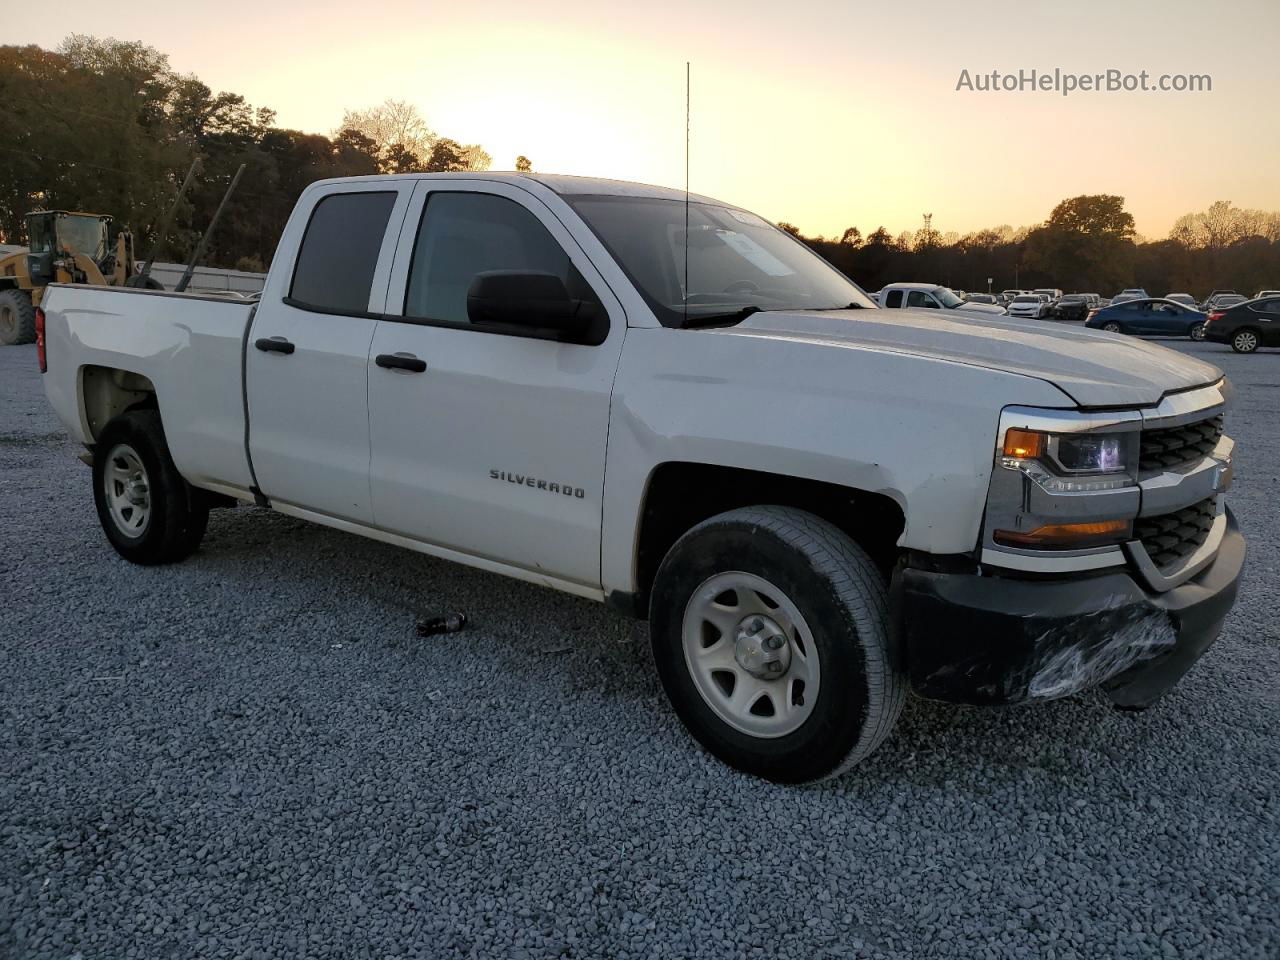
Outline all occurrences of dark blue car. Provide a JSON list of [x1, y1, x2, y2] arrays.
[[1084, 297, 1208, 340]]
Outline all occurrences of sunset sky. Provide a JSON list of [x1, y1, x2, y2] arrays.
[[9, 0, 1280, 239]]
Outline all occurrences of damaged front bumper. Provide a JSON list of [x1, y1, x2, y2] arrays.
[[898, 507, 1246, 708]]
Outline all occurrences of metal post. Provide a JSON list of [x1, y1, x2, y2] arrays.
[[138, 158, 201, 281], [175, 164, 244, 294]]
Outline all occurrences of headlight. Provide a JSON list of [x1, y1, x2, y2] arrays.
[[1001, 427, 1138, 492]]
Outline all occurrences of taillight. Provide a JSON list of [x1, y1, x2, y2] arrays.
[[1086, 310, 1098, 322], [35, 306, 47, 373], [1207, 311, 1225, 326]]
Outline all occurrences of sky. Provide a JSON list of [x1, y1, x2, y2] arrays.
[[8, 0, 1280, 239]]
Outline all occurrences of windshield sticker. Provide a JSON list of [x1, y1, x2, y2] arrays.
[[716, 230, 794, 277], [726, 209, 767, 227]]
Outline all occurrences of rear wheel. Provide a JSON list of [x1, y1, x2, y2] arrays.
[[650, 506, 905, 783], [0, 288, 35, 346], [1189, 322, 1206, 341], [1103, 321, 1123, 334], [1231, 330, 1259, 354], [92, 410, 208, 564]]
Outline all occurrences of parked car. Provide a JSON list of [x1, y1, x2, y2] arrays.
[[1053, 293, 1092, 321], [1166, 293, 1197, 308], [1201, 290, 1240, 311], [998, 289, 1025, 306], [1206, 294, 1248, 312], [876, 282, 1007, 317], [1032, 287, 1063, 304], [1204, 295, 1280, 353], [1111, 288, 1150, 305], [1085, 298, 1209, 339], [1006, 294, 1051, 319], [964, 293, 998, 305], [36, 171, 1244, 783], [1254, 290, 1280, 299]]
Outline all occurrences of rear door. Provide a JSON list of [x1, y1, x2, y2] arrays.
[[365, 180, 627, 589], [246, 182, 413, 522]]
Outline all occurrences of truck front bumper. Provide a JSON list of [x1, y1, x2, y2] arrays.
[[898, 508, 1246, 708]]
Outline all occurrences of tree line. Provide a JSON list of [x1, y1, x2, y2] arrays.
[[1, 36, 1277, 297], [788, 195, 1280, 299], [0, 36, 520, 271]]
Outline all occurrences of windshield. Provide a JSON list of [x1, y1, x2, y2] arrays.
[[932, 288, 965, 308], [1012, 296, 1040, 304], [566, 195, 875, 326], [55, 215, 108, 261]]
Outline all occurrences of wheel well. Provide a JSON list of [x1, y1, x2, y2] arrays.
[[81, 365, 157, 441], [632, 462, 906, 614]]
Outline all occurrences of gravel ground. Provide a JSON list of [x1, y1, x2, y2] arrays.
[[1, 339, 1277, 960]]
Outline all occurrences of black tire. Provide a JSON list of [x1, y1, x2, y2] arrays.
[[650, 505, 905, 783], [92, 409, 209, 564], [125, 274, 165, 291], [0, 288, 36, 346], [1188, 322, 1206, 341], [1103, 321, 1123, 334], [1231, 329, 1260, 354]]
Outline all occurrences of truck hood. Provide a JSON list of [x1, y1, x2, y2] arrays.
[[949, 302, 1005, 316], [716, 308, 1223, 407]]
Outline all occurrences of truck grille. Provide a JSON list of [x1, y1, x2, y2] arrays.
[[1135, 497, 1217, 572], [1139, 415, 1223, 473]]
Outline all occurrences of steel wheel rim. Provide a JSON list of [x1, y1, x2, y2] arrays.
[[1191, 324, 1205, 341], [103, 443, 151, 538], [681, 571, 820, 738], [1235, 332, 1257, 351]]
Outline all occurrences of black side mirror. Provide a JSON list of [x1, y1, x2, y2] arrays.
[[466, 271, 601, 343], [27, 251, 54, 287]]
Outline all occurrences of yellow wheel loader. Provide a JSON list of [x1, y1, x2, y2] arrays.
[[0, 210, 160, 345]]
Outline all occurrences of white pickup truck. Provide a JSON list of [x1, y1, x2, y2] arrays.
[[37, 173, 1245, 783]]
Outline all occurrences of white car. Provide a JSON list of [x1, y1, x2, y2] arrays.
[[1006, 294, 1051, 319], [37, 172, 1245, 783], [1112, 288, 1150, 305], [877, 282, 1007, 318], [1255, 290, 1280, 299], [1166, 293, 1197, 308]]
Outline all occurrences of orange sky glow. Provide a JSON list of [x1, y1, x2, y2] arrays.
[[9, 0, 1280, 239]]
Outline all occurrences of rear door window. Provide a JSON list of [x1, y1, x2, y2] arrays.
[[290, 192, 397, 314], [884, 290, 903, 308]]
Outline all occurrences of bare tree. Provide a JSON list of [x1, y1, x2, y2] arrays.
[[339, 99, 436, 162]]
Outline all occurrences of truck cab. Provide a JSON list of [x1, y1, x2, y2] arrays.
[[877, 281, 1007, 317]]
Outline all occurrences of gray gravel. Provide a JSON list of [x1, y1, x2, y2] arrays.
[[2, 339, 1277, 959]]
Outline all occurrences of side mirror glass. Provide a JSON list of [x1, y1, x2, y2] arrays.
[[467, 271, 601, 342]]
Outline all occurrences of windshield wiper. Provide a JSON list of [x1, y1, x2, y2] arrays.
[[681, 305, 762, 329]]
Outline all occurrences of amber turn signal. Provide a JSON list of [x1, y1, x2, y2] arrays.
[[1002, 428, 1045, 459], [994, 519, 1132, 549]]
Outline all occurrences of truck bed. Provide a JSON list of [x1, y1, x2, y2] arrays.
[[41, 284, 257, 495]]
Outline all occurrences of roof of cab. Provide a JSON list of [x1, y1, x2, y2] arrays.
[[310, 171, 722, 205]]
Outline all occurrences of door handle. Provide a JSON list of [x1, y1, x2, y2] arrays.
[[375, 353, 427, 373], [255, 337, 295, 355]]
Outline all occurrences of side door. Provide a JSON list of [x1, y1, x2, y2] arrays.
[[1251, 297, 1280, 345], [906, 290, 939, 310], [366, 180, 627, 590], [246, 182, 413, 523]]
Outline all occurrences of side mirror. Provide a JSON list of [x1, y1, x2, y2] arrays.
[[27, 251, 55, 287], [466, 271, 599, 341]]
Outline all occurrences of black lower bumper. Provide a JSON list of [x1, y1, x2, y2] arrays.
[[898, 509, 1246, 708]]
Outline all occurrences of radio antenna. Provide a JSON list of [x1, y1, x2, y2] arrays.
[[683, 61, 690, 327]]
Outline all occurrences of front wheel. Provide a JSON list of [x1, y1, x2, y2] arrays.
[[1232, 330, 1259, 353], [1103, 321, 1123, 334], [1189, 322, 1206, 341], [0, 288, 35, 345], [92, 410, 208, 564], [650, 506, 905, 783]]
